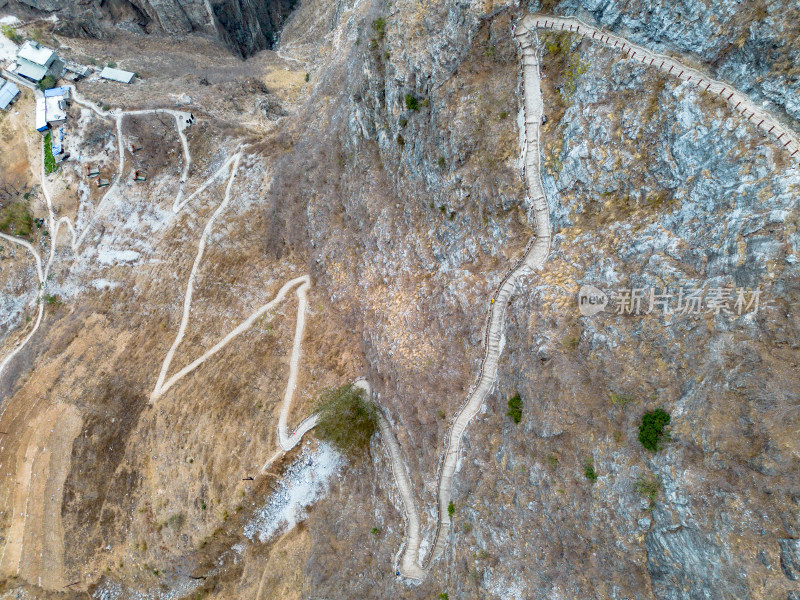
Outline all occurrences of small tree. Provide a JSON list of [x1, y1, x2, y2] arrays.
[[1, 25, 22, 44], [506, 393, 522, 424], [404, 94, 419, 111], [314, 384, 378, 455], [634, 476, 660, 509], [638, 408, 671, 452], [373, 17, 387, 39], [38, 75, 57, 91], [583, 457, 598, 482], [447, 501, 455, 517]]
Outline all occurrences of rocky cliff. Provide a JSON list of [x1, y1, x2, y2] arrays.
[[0, 0, 798, 597], [4, 0, 297, 56]]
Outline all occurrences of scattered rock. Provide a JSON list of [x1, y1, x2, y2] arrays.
[[256, 94, 287, 121]]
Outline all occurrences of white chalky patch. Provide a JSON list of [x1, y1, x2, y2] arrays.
[[244, 443, 343, 543]]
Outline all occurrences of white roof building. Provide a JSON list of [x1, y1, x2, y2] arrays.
[[17, 41, 56, 68], [15, 60, 48, 82], [99, 67, 135, 84], [0, 78, 19, 110], [45, 95, 66, 124], [11, 41, 63, 83], [35, 97, 47, 132]]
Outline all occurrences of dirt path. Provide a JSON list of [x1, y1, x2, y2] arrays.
[[0, 89, 196, 384], [150, 153, 242, 400], [6, 11, 796, 589], [276, 279, 316, 451], [160, 18, 555, 584], [352, 379, 427, 581], [0, 234, 45, 384], [152, 275, 310, 402]]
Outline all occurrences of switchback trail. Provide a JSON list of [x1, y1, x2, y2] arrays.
[[5, 11, 799, 590], [0, 89, 232, 382]]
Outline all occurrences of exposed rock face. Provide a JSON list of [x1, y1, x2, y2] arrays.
[[278, 1, 800, 598], [6, 0, 297, 56], [781, 538, 800, 581], [1, 0, 799, 596], [554, 0, 800, 124]]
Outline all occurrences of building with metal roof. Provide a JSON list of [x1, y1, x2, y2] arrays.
[[35, 97, 47, 132], [44, 95, 66, 126], [65, 61, 90, 79], [10, 41, 64, 84], [15, 60, 48, 82], [44, 86, 71, 100], [0, 78, 19, 110], [99, 67, 135, 84], [17, 41, 55, 68]]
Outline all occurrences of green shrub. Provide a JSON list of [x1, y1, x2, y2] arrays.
[[610, 392, 634, 407], [107, 61, 117, 68], [506, 393, 522, 424], [1, 25, 22, 44], [396, 134, 405, 146], [437, 156, 445, 169], [634, 476, 660, 508], [43, 132, 58, 174], [545, 37, 565, 57], [373, 17, 386, 39], [447, 501, 455, 517], [404, 94, 419, 111], [583, 457, 597, 482], [561, 53, 589, 102], [304, 72, 310, 82], [638, 408, 670, 452], [439, 594, 449, 600], [0, 202, 33, 237], [370, 527, 380, 535], [167, 513, 185, 529], [315, 384, 379, 455], [38, 75, 57, 91]]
